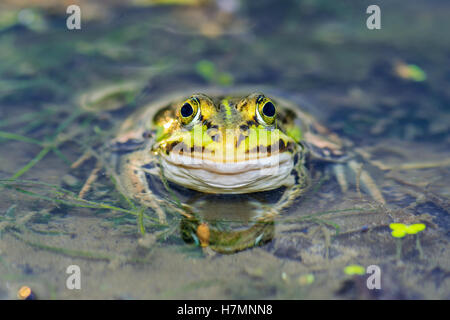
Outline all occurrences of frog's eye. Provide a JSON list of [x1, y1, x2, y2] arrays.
[[179, 98, 201, 126], [256, 97, 276, 126]]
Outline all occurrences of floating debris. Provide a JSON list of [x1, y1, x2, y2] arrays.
[[394, 62, 427, 82]]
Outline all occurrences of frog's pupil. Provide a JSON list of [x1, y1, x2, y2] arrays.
[[263, 102, 275, 117], [181, 103, 194, 117]]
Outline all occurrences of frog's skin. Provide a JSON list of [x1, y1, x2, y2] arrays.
[[153, 93, 302, 194], [103, 90, 385, 230]]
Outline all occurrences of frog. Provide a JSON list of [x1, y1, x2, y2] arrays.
[[92, 89, 386, 252]]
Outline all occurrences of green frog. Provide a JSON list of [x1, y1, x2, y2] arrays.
[[97, 89, 385, 252]]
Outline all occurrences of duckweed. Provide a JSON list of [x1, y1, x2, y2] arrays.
[[389, 223, 426, 238], [344, 264, 365, 276]]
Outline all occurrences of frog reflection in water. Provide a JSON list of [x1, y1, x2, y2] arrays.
[[97, 90, 385, 253]]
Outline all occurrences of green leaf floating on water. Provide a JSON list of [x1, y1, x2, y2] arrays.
[[389, 223, 426, 238]]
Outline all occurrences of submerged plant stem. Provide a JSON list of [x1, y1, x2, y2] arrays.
[[138, 207, 146, 235], [396, 238, 402, 261], [0, 131, 43, 145], [0, 179, 160, 223], [416, 234, 424, 259], [11, 146, 52, 179]]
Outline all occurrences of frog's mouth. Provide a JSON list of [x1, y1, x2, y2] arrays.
[[159, 152, 295, 194]]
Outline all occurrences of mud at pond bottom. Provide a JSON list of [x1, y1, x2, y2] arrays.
[[0, 196, 448, 300]]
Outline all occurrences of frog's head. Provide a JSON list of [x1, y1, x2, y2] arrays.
[[153, 93, 302, 194]]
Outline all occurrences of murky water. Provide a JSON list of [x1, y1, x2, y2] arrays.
[[0, 0, 449, 299]]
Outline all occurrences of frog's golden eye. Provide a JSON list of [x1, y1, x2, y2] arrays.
[[179, 98, 201, 126], [256, 96, 276, 126]]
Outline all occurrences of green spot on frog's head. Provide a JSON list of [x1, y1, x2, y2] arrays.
[[155, 93, 298, 163], [150, 93, 304, 194]]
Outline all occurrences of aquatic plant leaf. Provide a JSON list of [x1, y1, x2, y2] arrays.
[[405, 223, 426, 234], [344, 264, 365, 275]]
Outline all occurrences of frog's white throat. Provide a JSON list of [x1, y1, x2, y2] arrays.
[[158, 152, 295, 194]]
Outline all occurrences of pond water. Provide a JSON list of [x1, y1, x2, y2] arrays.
[[0, 0, 449, 299]]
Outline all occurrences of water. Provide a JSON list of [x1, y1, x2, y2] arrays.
[[0, 0, 449, 299]]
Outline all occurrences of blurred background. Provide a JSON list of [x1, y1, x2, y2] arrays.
[[0, 0, 448, 299]]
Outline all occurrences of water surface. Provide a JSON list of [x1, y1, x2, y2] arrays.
[[0, 0, 449, 299]]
